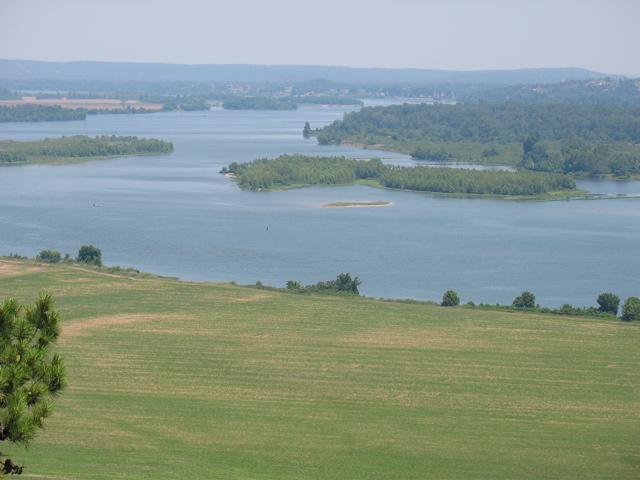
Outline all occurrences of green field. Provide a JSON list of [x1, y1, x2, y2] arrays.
[[1, 259, 638, 479]]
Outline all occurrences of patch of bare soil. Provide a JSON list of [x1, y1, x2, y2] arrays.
[[63, 314, 170, 340], [0, 260, 47, 277]]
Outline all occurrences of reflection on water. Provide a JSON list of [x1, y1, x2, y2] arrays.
[[0, 107, 639, 307]]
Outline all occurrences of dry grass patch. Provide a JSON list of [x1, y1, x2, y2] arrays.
[[62, 313, 171, 339], [0, 259, 48, 277]]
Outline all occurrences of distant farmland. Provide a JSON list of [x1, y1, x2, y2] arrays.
[[1, 258, 638, 479], [0, 96, 163, 110]]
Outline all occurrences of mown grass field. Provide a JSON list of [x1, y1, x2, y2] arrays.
[[1, 259, 638, 479]]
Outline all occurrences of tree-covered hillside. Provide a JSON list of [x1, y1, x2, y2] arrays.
[[317, 102, 640, 145], [314, 102, 640, 177]]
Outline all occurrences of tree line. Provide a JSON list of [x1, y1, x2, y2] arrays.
[[379, 165, 576, 196], [222, 97, 298, 110], [0, 104, 87, 122], [221, 154, 576, 196], [284, 273, 362, 296], [316, 101, 640, 146], [458, 78, 640, 108], [0, 135, 174, 163], [439, 289, 640, 322], [247, 273, 640, 322]]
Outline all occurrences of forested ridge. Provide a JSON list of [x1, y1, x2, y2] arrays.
[[317, 102, 640, 145], [314, 101, 640, 177], [0, 135, 174, 164], [221, 154, 577, 196]]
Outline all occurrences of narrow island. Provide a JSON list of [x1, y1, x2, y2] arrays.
[[0, 135, 174, 165], [220, 153, 580, 200]]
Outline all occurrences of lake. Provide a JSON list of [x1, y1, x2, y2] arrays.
[[0, 104, 639, 308]]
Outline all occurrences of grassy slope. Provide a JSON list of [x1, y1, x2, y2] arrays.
[[1, 259, 638, 479]]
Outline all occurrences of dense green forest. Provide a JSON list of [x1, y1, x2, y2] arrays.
[[222, 97, 298, 110], [317, 102, 640, 144], [0, 104, 87, 122], [314, 101, 640, 177], [221, 154, 384, 189], [0, 135, 174, 164], [221, 154, 577, 196], [379, 165, 575, 195]]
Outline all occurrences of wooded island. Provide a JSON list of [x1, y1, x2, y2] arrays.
[[221, 154, 578, 197], [0, 135, 174, 164]]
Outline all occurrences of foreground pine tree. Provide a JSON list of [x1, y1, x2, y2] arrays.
[[0, 293, 66, 475]]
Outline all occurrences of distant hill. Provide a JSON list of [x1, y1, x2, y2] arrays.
[[0, 59, 613, 85]]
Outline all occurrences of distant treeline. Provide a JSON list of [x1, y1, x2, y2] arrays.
[[459, 78, 640, 108], [221, 154, 577, 196], [0, 87, 21, 100], [0, 104, 87, 122], [316, 102, 640, 145], [83, 107, 159, 115], [222, 95, 362, 110], [222, 97, 298, 110], [294, 95, 363, 106], [0, 135, 174, 163]]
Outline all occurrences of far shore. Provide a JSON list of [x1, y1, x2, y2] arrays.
[[319, 201, 393, 208], [0, 96, 163, 110]]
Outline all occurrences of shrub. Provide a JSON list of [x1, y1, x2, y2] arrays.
[[35, 250, 61, 263]]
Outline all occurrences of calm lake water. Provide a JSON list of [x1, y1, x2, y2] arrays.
[[1, 104, 639, 308]]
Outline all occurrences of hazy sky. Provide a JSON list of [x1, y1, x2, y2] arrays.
[[1, 0, 639, 75]]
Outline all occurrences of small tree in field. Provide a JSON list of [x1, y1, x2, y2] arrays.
[[597, 293, 620, 316], [441, 290, 460, 307], [0, 293, 67, 474], [621, 296, 640, 322], [513, 291, 536, 309], [76, 245, 102, 266]]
